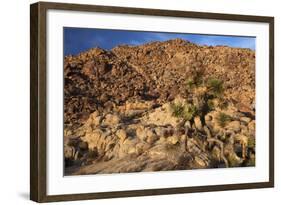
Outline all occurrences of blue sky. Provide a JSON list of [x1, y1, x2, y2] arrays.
[[64, 27, 255, 56]]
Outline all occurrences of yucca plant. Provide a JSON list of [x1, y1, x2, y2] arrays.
[[171, 102, 198, 121], [207, 78, 224, 97], [216, 112, 232, 127], [172, 66, 227, 128], [186, 78, 194, 89], [182, 103, 198, 121], [170, 103, 185, 118]]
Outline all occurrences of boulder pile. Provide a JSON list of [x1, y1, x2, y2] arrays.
[[64, 39, 255, 175]]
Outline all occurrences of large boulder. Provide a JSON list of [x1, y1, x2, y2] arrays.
[[194, 116, 203, 131], [146, 129, 159, 144], [103, 113, 120, 126], [226, 121, 241, 132]]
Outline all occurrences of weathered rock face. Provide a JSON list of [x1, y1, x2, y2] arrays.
[[64, 39, 255, 175], [64, 40, 255, 129]]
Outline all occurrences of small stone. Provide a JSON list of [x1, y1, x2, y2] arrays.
[[194, 156, 207, 167], [103, 113, 120, 126], [146, 129, 159, 144], [64, 145, 74, 159], [184, 120, 191, 130], [212, 124, 222, 134], [226, 121, 241, 132], [158, 136, 166, 143], [205, 114, 212, 122], [167, 136, 179, 145], [203, 126, 212, 138], [194, 116, 203, 131], [240, 117, 251, 124], [211, 146, 221, 161], [154, 127, 165, 137], [127, 147, 136, 154]]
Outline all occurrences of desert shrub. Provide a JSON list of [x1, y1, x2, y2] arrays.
[[207, 99, 215, 111], [248, 137, 255, 149], [207, 78, 224, 97], [186, 66, 206, 88], [186, 78, 194, 89], [216, 112, 232, 127], [173, 71, 227, 127], [182, 103, 198, 121], [171, 103, 184, 118], [218, 99, 228, 109], [171, 102, 197, 121], [191, 67, 205, 85]]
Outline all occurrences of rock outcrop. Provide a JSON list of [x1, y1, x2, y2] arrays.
[[64, 39, 255, 175]]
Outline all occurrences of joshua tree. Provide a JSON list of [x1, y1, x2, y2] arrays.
[[216, 112, 232, 127], [170, 66, 252, 168], [171, 65, 226, 126]]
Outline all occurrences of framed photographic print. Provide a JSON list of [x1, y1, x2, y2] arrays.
[[30, 1, 274, 202]]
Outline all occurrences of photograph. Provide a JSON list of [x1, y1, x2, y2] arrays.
[[29, 2, 274, 202], [63, 28, 256, 176]]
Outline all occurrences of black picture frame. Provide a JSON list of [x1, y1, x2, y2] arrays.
[[30, 1, 274, 202]]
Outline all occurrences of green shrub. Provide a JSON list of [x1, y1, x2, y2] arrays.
[[182, 103, 198, 121], [216, 112, 232, 127], [186, 78, 194, 89], [207, 99, 215, 111], [171, 103, 198, 121], [192, 67, 205, 85], [171, 103, 184, 118], [248, 137, 255, 149], [218, 99, 228, 109], [207, 78, 224, 97], [172, 74, 226, 126]]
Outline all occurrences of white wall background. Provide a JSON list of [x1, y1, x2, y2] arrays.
[[0, 0, 279, 204]]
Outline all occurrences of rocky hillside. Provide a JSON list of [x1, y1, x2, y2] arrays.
[[64, 38, 255, 175]]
